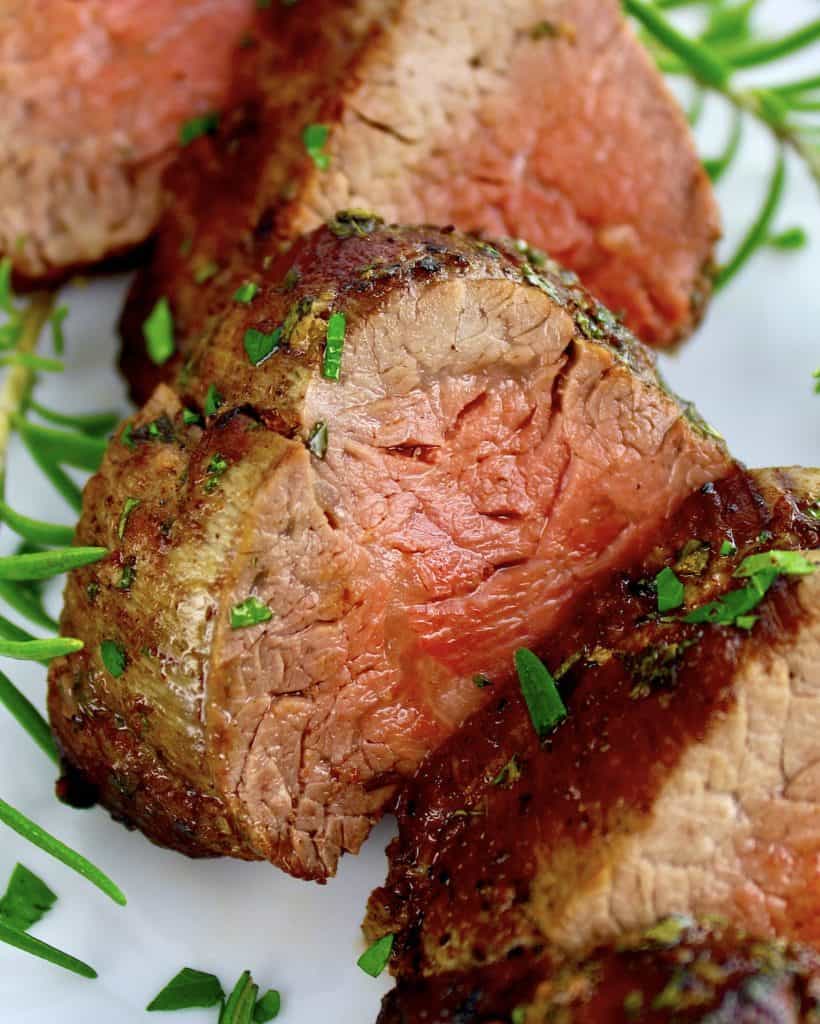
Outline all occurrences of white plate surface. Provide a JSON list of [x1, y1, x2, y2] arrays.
[[1, 4, 819, 1021]]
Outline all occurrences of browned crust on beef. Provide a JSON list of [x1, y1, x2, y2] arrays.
[[365, 467, 820, 972], [50, 223, 730, 879], [120, 0, 718, 403], [378, 919, 820, 1023]]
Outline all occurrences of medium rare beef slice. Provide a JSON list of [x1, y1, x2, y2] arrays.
[[365, 468, 820, 974], [378, 918, 820, 1023], [0, 0, 252, 281], [50, 224, 729, 881], [121, 0, 718, 402]]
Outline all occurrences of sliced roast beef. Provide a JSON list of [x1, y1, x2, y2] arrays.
[[120, 0, 718, 401], [378, 918, 820, 1023], [365, 468, 820, 975], [0, 0, 252, 281], [48, 223, 730, 880]]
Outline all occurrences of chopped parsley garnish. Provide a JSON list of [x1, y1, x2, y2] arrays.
[[117, 497, 141, 539], [244, 326, 282, 365], [473, 673, 492, 688], [814, 368, 820, 395], [204, 384, 223, 417], [624, 991, 644, 1016], [120, 423, 135, 450], [115, 563, 136, 590], [230, 596, 273, 629], [179, 111, 220, 146], [322, 311, 346, 380], [515, 648, 566, 738], [234, 281, 259, 304], [307, 421, 328, 459], [204, 453, 229, 493], [0, 864, 56, 932], [146, 967, 224, 1012], [282, 266, 301, 291], [720, 540, 737, 556], [182, 408, 202, 426], [143, 298, 175, 366], [655, 566, 685, 613], [193, 260, 219, 284], [735, 549, 815, 578], [357, 933, 394, 977], [328, 209, 384, 238], [521, 263, 563, 304], [491, 755, 521, 787], [100, 639, 127, 678], [530, 19, 558, 39], [303, 123, 330, 170], [683, 549, 814, 628]]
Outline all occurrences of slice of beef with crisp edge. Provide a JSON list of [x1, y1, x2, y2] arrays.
[[365, 468, 820, 974], [120, 0, 719, 402], [49, 224, 729, 881], [377, 918, 820, 1024], [0, 0, 252, 283]]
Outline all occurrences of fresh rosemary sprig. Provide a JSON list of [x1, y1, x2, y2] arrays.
[[0, 259, 125, 978], [626, 0, 820, 285]]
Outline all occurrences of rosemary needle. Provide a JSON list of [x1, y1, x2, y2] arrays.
[[0, 670, 59, 763], [0, 547, 107, 581], [0, 920, 97, 979], [0, 798, 126, 906]]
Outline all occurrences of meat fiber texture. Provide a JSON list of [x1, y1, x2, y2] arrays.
[[377, 918, 820, 1023], [365, 468, 820, 979], [48, 222, 730, 881], [120, 0, 719, 402], [0, 0, 252, 281]]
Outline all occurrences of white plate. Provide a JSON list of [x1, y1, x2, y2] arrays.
[[1, 4, 819, 1020]]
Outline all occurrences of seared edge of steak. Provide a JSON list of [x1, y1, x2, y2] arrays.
[[377, 918, 820, 1023], [365, 467, 820, 971], [121, 0, 718, 403], [51, 224, 729, 880]]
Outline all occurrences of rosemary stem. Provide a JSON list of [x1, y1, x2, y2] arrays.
[[0, 294, 54, 484]]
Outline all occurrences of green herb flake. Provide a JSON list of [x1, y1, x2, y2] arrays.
[[244, 326, 282, 365], [684, 569, 777, 627], [204, 384, 223, 417], [655, 566, 685, 613], [322, 311, 346, 380], [624, 990, 644, 1016], [179, 111, 220, 147], [720, 540, 737, 556], [735, 549, 815, 579], [234, 281, 259, 304], [307, 421, 328, 459], [515, 648, 567, 738], [143, 298, 175, 366], [736, 615, 759, 631], [118, 497, 141, 540], [182, 408, 202, 426], [768, 227, 808, 251], [511, 1008, 528, 1024], [120, 423, 135, 451], [0, 864, 56, 932], [115, 563, 136, 590], [146, 967, 224, 1012], [282, 266, 301, 291], [530, 19, 558, 39], [303, 123, 330, 170], [473, 673, 492, 689], [328, 209, 384, 238], [193, 260, 220, 284], [204, 452, 229, 493], [357, 933, 394, 977], [491, 755, 521, 787], [230, 596, 273, 629], [253, 989, 282, 1022], [100, 639, 127, 678]]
